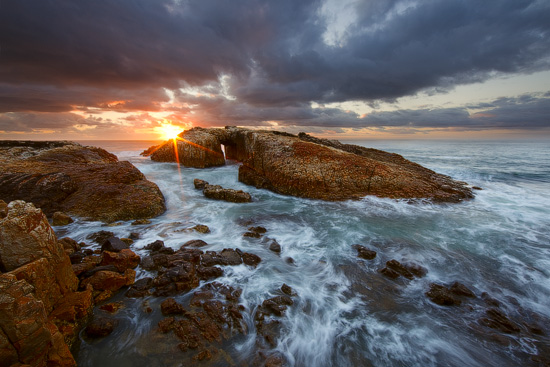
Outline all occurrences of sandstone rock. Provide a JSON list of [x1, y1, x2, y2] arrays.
[[203, 184, 252, 203], [81, 269, 135, 292], [58, 237, 80, 254], [0, 141, 165, 222], [52, 211, 73, 226], [100, 249, 140, 272], [352, 244, 377, 260], [0, 199, 7, 218], [149, 128, 225, 168], [126, 277, 153, 298], [161, 298, 187, 315]]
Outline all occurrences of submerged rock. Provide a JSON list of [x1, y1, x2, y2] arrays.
[[0, 140, 165, 222], [352, 244, 377, 260], [145, 127, 473, 202]]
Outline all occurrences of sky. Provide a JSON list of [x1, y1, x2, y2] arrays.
[[1, 0, 549, 140]]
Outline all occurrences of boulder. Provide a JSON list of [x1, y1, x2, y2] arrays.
[[0, 141, 165, 222], [100, 237, 130, 253], [100, 249, 140, 272], [85, 317, 119, 338], [203, 184, 252, 203], [52, 211, 73, 226], [352, 244, 377, 260], [81, 269, 135, 292], [149, 128, 225, 168]]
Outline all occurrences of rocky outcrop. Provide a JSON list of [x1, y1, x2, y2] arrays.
[[144, 127, 473, 202], [0, 201, 93, 366], [0, 141, 165, 222], [193, 179, 252, 203], [143, 128, 225, 168]]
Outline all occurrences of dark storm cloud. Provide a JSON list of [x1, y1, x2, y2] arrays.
[[1, 0, 549, 130]]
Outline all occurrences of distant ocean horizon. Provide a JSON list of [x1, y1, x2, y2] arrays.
[[62, 138, 549, 366]]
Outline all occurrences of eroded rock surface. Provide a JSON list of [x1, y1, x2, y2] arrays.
[[145, 127, 473, 202], [0, 141, 165, 222]]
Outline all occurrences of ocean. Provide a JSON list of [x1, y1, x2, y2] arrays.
[[64, 139, 550, 366]]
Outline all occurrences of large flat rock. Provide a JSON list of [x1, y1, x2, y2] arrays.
[[0, 141, 165, 222]]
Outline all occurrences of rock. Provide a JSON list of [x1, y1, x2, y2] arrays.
[[0, 141, 165, 222], [128, 232, 140, 240], [99, 302, 124, 313], [145, 239, 165, 252], [219, 249, 243, 265], [481, 292, 501, 308], [181, 239, 209, 248], [203, 184, 252, 203], [145, 127, 473, 202], [244, 231, 262, 238], [352, 244, 377, 260], [281, 284, 295, 296], [52, 211, 73, 226], [242, 252, 262, 267], [194, 179, 208, 189], [450, 282, 475, 298], [185, 224, 211, 234], [58, 237, 81, 254], [425, 283, 462, 306], [479, 308, 520, 334], [81, 270, 135, 292], [126, 277, 153, 298], [86, 230, 114, 244], [85, 317, 119, 338], [402, 262, 428, 278], [0, 199, 7, 218], [100, 237, 129, 253], [100, 249, 140, 272], [150, 128, 226, 168], [120, 238, 134, 246], [161, 298, 187, 315], [249, 226, 267, 234], [268, 239, 282, 253], [131, 218, 151, 225]]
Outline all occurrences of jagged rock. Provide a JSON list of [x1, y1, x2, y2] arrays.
[[59, 237, 80, 254], [85, 317, 119, 338], [0, 141, 165, 222], [426, 283, 462, 306], [86, 230, 114, 244], [52, 211, 73, 226], [352, 244, 377, 260], [268, 239, 282, 253], [144, 127, 473, 202], [161, 298, 187, 315], [100, 249, 140, 272], [81, 269, 135, 292], [194, 179, 208, 189], [203, 184, 252, 203], [101, 237, 129, 253]]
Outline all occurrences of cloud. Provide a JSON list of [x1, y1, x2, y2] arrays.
[[1, 0, 549, 134]]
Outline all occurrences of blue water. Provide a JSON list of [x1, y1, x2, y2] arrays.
[[70, 139, 550, 367]]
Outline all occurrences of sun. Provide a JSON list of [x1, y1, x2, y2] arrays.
[[156, 123, 183, 140]]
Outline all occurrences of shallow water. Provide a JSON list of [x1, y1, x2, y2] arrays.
[[68, 139, 550, 367]]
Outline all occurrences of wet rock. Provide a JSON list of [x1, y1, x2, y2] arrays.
[[145, 239, 165, 252], [281, 284, 295, 296], [242, 252, 262, 267], [87, 230, 114, 245], [0, 199, 7, 218], [100, 237, 129, 253], [100, 249, 140, 272], [126, 277, 153, 298], [426, 283, 462, 306], [120, 237, 134, 246], [219, 248, 243, 265], [189, 224, 211, 234], [181, 239, 209, 248], [194, 179, 208, 189], [85, 317, 119, 338], [196, 266, 224, 280], [403, 262, 428, 278], [249, 226, 267, 234], [99, 302, 124, 313], [264, 352, 287, 367], [450, 282, 476, 298], [481, 292, 501, 308], [479, 308, 521, 334], [131, 218, 151, 225], [352, 244, 377, 260], [161, 298, 187, 315], [385, 260, 414, 279], [268, 239, 282, 253], [128, 232, 140, 240], [244, 231, 262, 238], [0, 141, 165, 222], [261, 295, 294, 317], [59, 237, 81, 254], [52, 211, 73, 226], [203, 184, 252, 203], [80, 264, 119, 279], [379, 267, 400, 279]]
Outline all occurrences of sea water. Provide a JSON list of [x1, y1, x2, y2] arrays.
[[67, 139, 550, 367]]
